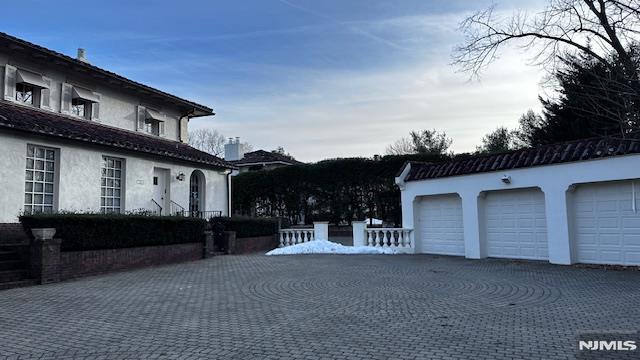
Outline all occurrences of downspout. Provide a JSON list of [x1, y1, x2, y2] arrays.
[[227, 170, 232, 217]]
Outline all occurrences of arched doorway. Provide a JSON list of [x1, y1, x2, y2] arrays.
[[189, 170, 206, 216]]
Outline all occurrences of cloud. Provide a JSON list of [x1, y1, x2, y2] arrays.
[[186, 9, 545, 162], [190, 45, 543, 162]]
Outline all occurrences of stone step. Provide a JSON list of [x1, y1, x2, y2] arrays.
[[0, 223, 30, 246], [0, 270, 28, 283], [0, 260, 24, 271], [0, 251, 20, 262], [0, 279, 38, 291]]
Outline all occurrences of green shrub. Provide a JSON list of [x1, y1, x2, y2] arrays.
[[20, 214, 206, 252], [210, 216, 279, 238]]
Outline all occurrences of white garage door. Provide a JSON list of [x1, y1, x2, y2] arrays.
[[483, 188, 548, 260], [572, 180, 640, 266], [417, 194, 464, 256]]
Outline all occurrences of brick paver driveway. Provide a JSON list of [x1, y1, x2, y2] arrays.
[[1, 255, 639, 359]]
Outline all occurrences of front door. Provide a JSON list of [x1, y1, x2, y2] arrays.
[[152, 168, 168, 215], [189, 172, 200, 214]]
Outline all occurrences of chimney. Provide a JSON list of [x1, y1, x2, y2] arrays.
[[77, 48, 89, 63], [224, 137, 245, 161]]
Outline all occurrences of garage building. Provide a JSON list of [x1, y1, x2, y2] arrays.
[[395, 136, 640, 266]]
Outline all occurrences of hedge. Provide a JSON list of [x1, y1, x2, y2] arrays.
[[232, 153, 476, 226], [210, 216, 279, 238], [20, 214, 206, 252]]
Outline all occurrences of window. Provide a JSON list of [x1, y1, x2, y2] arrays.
[[16, 83, 34, 105], [144, 119, 161, 136], [71, 98, 88, 118], [24, 145, 56, 214], [101, 157, 124, 214], [136, 106, 165, 137]]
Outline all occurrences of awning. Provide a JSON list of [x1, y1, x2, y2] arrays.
[[145, 109, 165, 122], [72, 87, 100, 103], [17, 70, 48, 89]]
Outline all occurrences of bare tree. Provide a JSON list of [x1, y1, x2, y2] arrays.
[[189, 129, 226, 156], [385, 137, 415, 155], [385, 129, 453, 156], [453, 0, 640, 77]]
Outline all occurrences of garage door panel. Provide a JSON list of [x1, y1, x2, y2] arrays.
[[418, 195, 464, 256], [572, 180, 640, 266], [483, 189, 548, 261]]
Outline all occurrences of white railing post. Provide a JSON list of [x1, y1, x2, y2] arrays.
[[352, 221, 367, 247], [313, 221, 329, 241]]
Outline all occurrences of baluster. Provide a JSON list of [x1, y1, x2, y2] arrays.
[[398, 230, 404, 248], [279, 232, 285, 247], [367, 231, 373, 246], [295, 231, 300, 244], [384, 230, 390, 248], [288, 231, 293, 246]]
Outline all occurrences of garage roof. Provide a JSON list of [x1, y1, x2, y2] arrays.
[[401, 136, 640, 182]]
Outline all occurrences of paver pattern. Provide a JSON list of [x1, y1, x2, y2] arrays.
[[1, 254, 639, 359]]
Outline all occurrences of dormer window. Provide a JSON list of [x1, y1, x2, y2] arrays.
[[144, 118, 161, 136], [3, 66, 51, 109], [16, 83, 34, 104], [136, 105, 166, 137], [71, 98, 87, 117], [60, 83, 101, 121]]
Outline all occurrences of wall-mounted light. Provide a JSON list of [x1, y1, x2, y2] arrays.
[[501, 175, 511, 184], [176, 172, 186, 181]]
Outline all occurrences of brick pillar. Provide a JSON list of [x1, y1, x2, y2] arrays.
[[203, 230, 214, 258], [224, 231, 237, 255], [30, 228, 61, 284]]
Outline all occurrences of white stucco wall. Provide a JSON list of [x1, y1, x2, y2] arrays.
[[0, 132, 229, 222], [397, 154, 640, 265], [1, 53, 182, 141]]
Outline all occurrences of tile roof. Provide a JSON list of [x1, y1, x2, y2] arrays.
[[0, 101, 235, 170], [403, 136, 640, 182], [232, 150, 303, 166], [0, 32, 213, 115]]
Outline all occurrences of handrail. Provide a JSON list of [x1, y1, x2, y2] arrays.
[[170, 200, 185, 216], [151, 199, 163, 216]]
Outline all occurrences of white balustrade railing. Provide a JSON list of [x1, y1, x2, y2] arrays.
[[365, 228, 413, 249], [279, 228, 315, 247]]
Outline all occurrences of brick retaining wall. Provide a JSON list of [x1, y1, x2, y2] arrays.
[[59, 242, 203, 280], [225, 232, 278, 254]]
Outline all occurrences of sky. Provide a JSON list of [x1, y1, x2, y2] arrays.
[[4, 0, 545, 162]]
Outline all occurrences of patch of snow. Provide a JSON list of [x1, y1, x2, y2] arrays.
[[266, 240, 397, 255]]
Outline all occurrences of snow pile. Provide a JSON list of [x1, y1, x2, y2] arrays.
[[266, 240, 398, 255]]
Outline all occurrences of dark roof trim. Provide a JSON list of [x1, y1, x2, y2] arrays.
[[231, 149, 304, 166], [0, 101, 235, 170], [0, 32, 213, 116], [401, 136, 640, 182]]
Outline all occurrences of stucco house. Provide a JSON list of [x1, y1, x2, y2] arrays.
[[0, 32, 236, 223], [395, 136, 640, 266], [224, 137, 303, 174]]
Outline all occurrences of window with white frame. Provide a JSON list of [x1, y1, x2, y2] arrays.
[[24, 145, 56, 214], [71, 98, 88, 118], [16, 83, 35, 105], [4, 66, 50, 108], [144, 118, 161, 136], [101, 157, 123, 214]]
